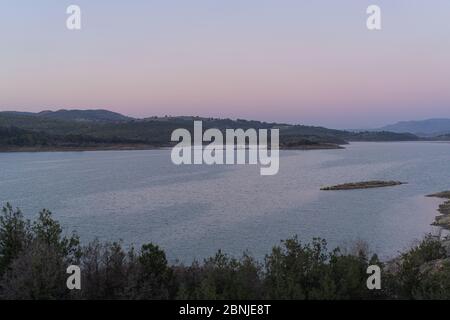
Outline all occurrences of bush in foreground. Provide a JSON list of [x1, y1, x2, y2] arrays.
[[0, 204, 448, 300]]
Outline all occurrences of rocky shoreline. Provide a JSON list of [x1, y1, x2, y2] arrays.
[[427, 191, 450, 229]]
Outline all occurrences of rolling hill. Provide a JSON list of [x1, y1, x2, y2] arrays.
[[379, 119, 450, 137], [2, 109, 133, 123]]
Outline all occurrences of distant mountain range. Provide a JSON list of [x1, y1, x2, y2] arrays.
[[0, 109, 424, 151], [378, 119, 450, 137], [2, 109, 133, 123]]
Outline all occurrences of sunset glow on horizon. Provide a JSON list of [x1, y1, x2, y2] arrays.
[[1, 0, 450, 128]]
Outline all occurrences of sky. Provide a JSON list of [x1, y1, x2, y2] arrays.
[[1, 0, 450, 129]]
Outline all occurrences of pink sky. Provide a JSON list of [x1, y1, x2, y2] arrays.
[[1, 1, 450, 128]]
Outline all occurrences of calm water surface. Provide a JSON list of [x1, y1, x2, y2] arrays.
[[1, 142, 449, 262]]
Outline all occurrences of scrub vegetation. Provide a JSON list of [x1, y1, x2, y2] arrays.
[[1, 204, 449, 300]]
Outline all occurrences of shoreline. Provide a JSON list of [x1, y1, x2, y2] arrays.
[[427, 191, 450, 230], [3, 140, 449, 154], [0, 143, 345, 153], [0, 144, 169, 153]]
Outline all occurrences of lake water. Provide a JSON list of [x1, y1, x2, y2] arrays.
[[1, 142, 449, 262]]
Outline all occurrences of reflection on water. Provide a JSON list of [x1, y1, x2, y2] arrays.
[[0, 142, 449, 262]]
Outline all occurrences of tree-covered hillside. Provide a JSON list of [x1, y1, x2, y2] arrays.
[[0, 110, 419, 150]]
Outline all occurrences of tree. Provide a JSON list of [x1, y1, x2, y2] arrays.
[[0, 206, 81, 299], [130, 243, 172, 299], [0, 204, 31, 275]]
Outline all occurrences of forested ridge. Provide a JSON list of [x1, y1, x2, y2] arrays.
[[0, 110, 419, 150]]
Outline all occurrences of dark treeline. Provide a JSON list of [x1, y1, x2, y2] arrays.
[[0, 127, 152, 149], [1, 203, 449, 300]]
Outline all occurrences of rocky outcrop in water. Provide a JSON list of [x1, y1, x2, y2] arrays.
[[320, 180, 405, 191]]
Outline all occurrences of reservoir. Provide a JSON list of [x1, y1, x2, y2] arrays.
[[0, 142, 448, 262]]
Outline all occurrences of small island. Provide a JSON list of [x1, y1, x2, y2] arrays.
[[426, 191, 450, 229], [321, 180, 405, 191]]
